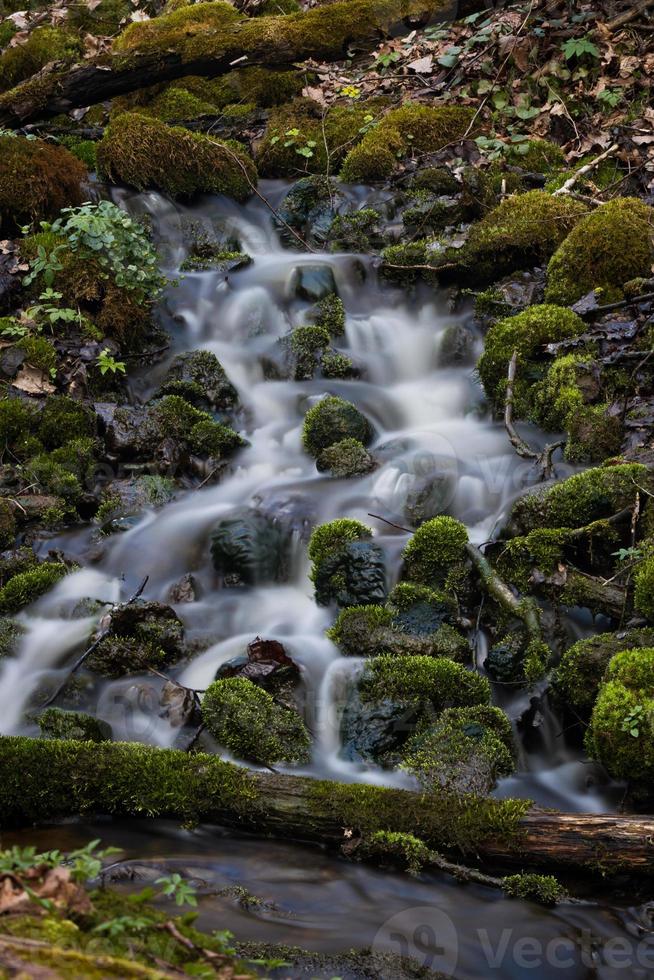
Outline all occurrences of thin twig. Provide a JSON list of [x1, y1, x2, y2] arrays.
[[504, 351, 564, 480], [42, 576, 149, 708], [367, 512, 412, 533], [553, 143, 619, 197], [607, 0, 654, 30]]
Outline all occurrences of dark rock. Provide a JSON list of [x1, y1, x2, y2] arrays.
[[210, 512, 291, 586], [158, 350, 239, 413], [0, 346, 25, 379], [159, 680, 197, 728], [216, 636, 301, 700], [438, 323, 475, 367], [315, 540, 386, 608], [291, 264, 338, 302], [276, 176, 345, 248], [340, 685, 417, 763], [168, 573, 197, 604]]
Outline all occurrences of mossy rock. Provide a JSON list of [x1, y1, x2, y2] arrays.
[[0, 26, 82, 92], [477, 304, 586, 414], [256, 98, 383, 177], [553, 628, 654, 717], [564, 404, 623, 464], [359, 654, 490, 710], [505, 139, 565, 173], [401, 705, 514, 794], [310, 293, 346, 337], [340, 103, 476, 183], [0, 135, 87, 231], [97, 112, 256, 201], [401, 516, 468, 587], [327, 208, 386, 252], [509, 463, 651, 534], [302, 395, 373, 457], [545, 198, 654, 306], [308, 518, 385, 607], [316, 437, 376, 478], [635, 556, 654, 620], [201, 676, 311, 765], [327, 603, 468, 661], [0, 562, 68, 614], [85, 600, 185, 678], [308, 518, 372, 572], [38, 707, 112, 743], [157, 350, 239, 412], [38, 396, 96, 450], [0, 615, 23, 659], [587, 647, 654, 790]]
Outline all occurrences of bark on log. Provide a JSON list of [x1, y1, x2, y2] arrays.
[[0, 0, 457, 126], [2, 735, 653, 877]]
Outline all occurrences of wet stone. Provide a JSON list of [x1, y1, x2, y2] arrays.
[[291, 264, 337, 302]]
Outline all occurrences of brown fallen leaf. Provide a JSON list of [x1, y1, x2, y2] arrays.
[[11, 366, 55, 396]]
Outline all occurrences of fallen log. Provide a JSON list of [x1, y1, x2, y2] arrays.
[[3, 736, 654, 877], [0, 0, 455, 126]]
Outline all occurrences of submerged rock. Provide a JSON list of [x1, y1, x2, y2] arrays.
[[291, 264, 338, 302], [210, 511, 291, 585], [38, 707, 112, 743]]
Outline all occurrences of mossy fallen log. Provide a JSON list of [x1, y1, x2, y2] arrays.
[[3, 736, 654, 877], [0, 0, 454, 126]]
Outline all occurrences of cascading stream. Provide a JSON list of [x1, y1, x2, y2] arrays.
[[0, 184, 617, 809]]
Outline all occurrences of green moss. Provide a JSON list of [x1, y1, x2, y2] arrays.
[[553, 628, 654, 717], [0, 135, 86, 230], [201, 677, 311, 765], [502, 873, 564, 905], [312, 293, 346, 336], [38, 396, 95, 449], [25, 455, 82, 505], [401, 516, 468, 586], [146, 85, 217, 121], [545, 198, 654, 306], [316, 437, 375, 477], [587, 647, 654, 787], [477, 305, 585, 413], [308, 517, 371, 575], [505, 139, 565, 173], [97, 112, 256, 201], [328, 208, 383, 251], [302, 395, 373, 456], [531, 353, 587, 431], [256, 98, 382, 177], [362, 830, 432, 874], [327, 603, 393, 645], [0, 27, 82, 92], [635, 557, 654, 620], [0, 498, 16, 550], [58, 136, 98, 171], [401, 705, 515, 794], [0, 561, 68, 614], [564, 404, 623, 463], [18, 334, 57, 375], [410, 166, 459, 194], [85, 635, 176, 678], [327, 603, 468, 660], [320, 350, 356, 378], [510, 463, 650, 533], [38, 707, 112, 742], [188, 418, 244, 457], [340, 103, 475, 183], [291, 324, 331, 354], [359, 654, 490, 709]]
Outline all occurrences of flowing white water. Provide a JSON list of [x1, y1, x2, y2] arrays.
[[0, 182, 614, 809]]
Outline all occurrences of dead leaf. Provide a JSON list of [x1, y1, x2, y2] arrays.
[[11, 366, 55, 396], [407, 54, 433, 74]]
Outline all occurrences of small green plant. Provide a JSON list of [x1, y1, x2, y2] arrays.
[[561, 36, 600, 60], [373, 50, 401, 71], [612, 547, 643, 563], [23, 242, 67, 288], [96, 347, 126, 376], [25, 290, 81, 328], [621, 704, 645, 738], [597, 88, 622, 109], [93, 915, 153, 938], [155, 872, 198, 907], [269, 127, 318, 159], [340, 85, 361, 98], [0, 839, 120, 881]]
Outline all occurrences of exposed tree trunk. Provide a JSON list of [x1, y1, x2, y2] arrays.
[[0, 0, 459, 126], [2, 736, 653, 878]]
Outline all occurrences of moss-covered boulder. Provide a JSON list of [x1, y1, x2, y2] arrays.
[[477, 305, 586, 413], [401, 705, 514, 794], [201, 676, 311, 765], [401, 516, 468, 587], [0, 562, 68, 614], [85, 600, 185, 678], [308, 518, 386, 607], [340, 104, 475, 183], [359, 654, 490, 710], [302, 395, 373, 457], [327, 603, 469, 661], [587, 647, 654, 791], [97, 112, 256, 200], [316, 438, 376, 477], [509, 463, 651, 534], [0, 135, 86, 231], [38, 707, 112, 743], [157, 350, 239, 412], [553, 628, 654, 717], [635, 557, 654, 620], [545, 198, 654, 306]]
